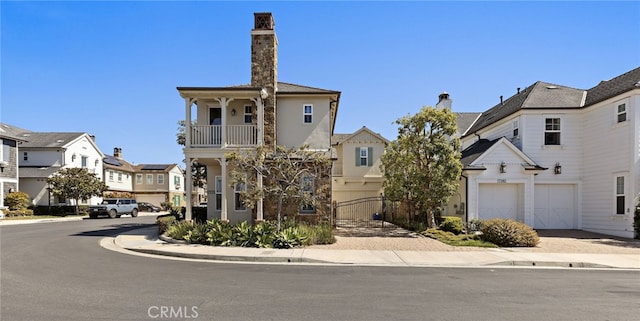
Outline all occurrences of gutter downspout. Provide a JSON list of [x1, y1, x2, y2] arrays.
[[461, 173, 468, 224]]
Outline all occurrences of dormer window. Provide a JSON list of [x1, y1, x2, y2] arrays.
[[512, 120, 519, 138]]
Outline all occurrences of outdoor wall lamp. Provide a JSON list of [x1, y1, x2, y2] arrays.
[[72, 153, 77, 162], [231, 109, 236, 116], [260, 88, 269, 100], [499, 161, 506, 173], [0, 161, 6, 173], [554, 162, 562, 174]]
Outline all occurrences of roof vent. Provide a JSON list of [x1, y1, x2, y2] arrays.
[[546, 85, 558, 89], [56, 139, 64, 143], [500, 95, 503, 104], [635, 81, 640, 87], [517, 87, 521, 94]]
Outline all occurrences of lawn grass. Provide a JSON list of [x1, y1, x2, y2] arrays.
[[422, 228, 498, 248]]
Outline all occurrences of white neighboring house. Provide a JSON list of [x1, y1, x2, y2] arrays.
[[13, 129, 105, 206], [453, 66, 640, 238], [0, 124, 28, 214], [103, 147, 135, 194]]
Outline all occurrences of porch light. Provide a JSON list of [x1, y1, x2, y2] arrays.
[[260, 88, 268, 100], [499, 161, 506, 173], [554, 162, 562, 175], [231, 109, 236, 116]]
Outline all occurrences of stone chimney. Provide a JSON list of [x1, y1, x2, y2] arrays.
[[114, 147, 122, 159], [251, 12, 278, 148], [436, 92, 452, 109]]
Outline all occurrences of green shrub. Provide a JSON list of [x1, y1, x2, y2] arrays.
[[273, 227, 307, 249], [299, 222, 335, 245], [253, 221, 276, 248], [5, 209, 34, 217], [166, 221, 194, 240], [467, 219, 484, 232], [157, 215, 177, 235], [232, 221, 257, 247], [184, 222, 210, 245], [5, 191, 30, 210], [480, 218, 539, 247], [439, 216, 464, 235], [206, 219, 234, 246]]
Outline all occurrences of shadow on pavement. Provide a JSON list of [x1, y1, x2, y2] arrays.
[[71, 223, 156, 238], [536, 229, 640, 249]]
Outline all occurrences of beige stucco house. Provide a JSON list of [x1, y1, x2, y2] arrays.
[[178, 13, 340, 223], [132, 163, 185, 208], [331, 126, 389, 203]]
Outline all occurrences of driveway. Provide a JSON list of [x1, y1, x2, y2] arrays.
[[309, 225, 640, 254]]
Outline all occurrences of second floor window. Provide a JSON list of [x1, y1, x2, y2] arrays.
[[109, 171, 114, 181], [117, 173, 122, 183], [158, 174, 164, 185], [303, 104, 313, 124], [513, 120, 519, 138], [81, 156, 88, 168], [23, 152, 28, 161], [617, 103, 627, 123], [136, 174, 143, 184], [146, 174, 153, 185], [174, 176, 181, 188], [544, 118, 561, 145], [356, 147, 373, 167]]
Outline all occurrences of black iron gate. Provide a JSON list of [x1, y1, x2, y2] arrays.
[[333, 196, 387, 228]]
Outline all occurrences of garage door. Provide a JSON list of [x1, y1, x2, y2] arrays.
[[534, 184, 576, 229], [136, 194, 165, 207], [478, 183, 520, 221]]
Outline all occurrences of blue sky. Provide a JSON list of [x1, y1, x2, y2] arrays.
[[2, 1, 639, 166]]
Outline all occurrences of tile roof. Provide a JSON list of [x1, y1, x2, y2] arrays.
[[18, 166, 61, 178], [18, 132, 88, 148], [584, 66, 640, 106], [463, 67, 640, 137], [460, 138, 500, 168], [464, 81, 585, 136], [454, 112, 481, 136]]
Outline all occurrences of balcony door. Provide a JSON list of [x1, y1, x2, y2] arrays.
[[209, 107, 222, 145]]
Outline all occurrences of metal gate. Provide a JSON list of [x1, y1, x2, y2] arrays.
[[333, 196, 387, 228]]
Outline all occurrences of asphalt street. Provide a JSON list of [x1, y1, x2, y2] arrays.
[[1, 216, 639, 321]]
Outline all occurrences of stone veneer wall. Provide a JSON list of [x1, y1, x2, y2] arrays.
[[251, 31, 278, 149]]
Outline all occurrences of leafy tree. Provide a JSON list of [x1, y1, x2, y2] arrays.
[[176, 120, 207, 189], [381, 106, 462, 228], [226, 145, 331, 231], [47, 168, 108, 215]]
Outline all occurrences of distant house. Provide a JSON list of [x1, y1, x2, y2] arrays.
[[0, 123, 28, 210], [177, 13, 340, 223], [8, 128, 105, 206], [451, 66, 640, 238], [132, 163, 185, 208], [331, 126, 389, 203], [103, 147, 135, 194]]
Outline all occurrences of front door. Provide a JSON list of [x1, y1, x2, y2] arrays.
[[209, 107, 222, 144]]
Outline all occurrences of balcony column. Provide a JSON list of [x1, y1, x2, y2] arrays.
[[220, 158, 228, 222], [185, 98, 195, 147], [215, 97, 235, 147], [185, 158, 193, 221]]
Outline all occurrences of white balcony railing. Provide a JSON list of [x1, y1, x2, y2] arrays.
[[190, 125, 257, 147]]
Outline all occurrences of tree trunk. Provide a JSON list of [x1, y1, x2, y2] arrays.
[[74, 198, 80, 216], [276, 191, 284, 232]]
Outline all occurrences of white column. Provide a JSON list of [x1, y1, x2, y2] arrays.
[[257, 173, 263, 221], [185, 98, 194, 147], [221, 158, 228, 222], [185, 158, 193, 221]]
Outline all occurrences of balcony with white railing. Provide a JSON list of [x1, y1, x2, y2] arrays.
[[190, 125, 258, 148]]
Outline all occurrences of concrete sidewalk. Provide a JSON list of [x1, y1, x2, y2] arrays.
[[110, 226, 640, 269]]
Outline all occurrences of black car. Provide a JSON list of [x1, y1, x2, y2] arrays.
[[138, 202, 161, 212]]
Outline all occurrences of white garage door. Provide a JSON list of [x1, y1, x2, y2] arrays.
[[136, 194, 165, 207], [534, 184, 576, 229], [478, 184, 520, 221]]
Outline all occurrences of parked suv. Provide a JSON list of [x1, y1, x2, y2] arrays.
[[89, 198, 139, 218]]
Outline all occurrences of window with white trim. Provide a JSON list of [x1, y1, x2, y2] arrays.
[[303, 104, 313, 124], [81, 156, 88, 168], [512, 120, 519, 138], [617, 103, 627, 123], [215, 176, 222, 211], [300, 175, 315, 213], [174, 175, 181, 188], [616, 176, 625, 215], [136, 174, 143, 184], [108, 171, 114, 181], [355, 147, 373, 167], [1, 139, 12, 162], [117, 173, 122, 183], [544, 118, 561, 145], [146, 174, 153, 185], [234, 181, 246, 211], [244, 105, 252, 124], [157, 174, 164, 185]]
